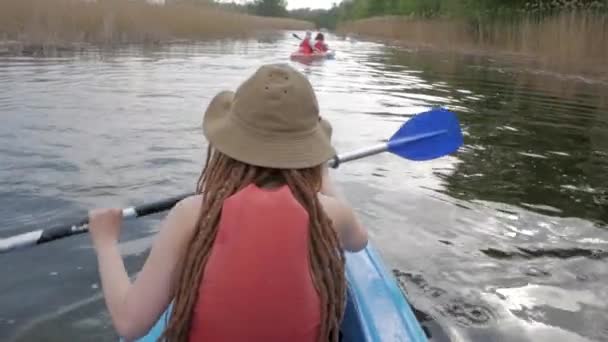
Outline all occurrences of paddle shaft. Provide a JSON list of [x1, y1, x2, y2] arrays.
[[0, 193, 191, 253], [0, 108, 461, 254], [0, 144, 391, 254]]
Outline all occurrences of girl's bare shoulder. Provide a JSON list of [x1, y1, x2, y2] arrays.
[[165, 194, 204, 232]]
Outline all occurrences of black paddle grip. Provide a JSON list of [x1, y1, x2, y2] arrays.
[[38, 217, 89, 243]]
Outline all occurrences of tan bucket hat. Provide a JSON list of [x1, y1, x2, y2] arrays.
[[203, 63, 335, 169]]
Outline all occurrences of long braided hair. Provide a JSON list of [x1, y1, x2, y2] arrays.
[[160, 146, 346, 342]]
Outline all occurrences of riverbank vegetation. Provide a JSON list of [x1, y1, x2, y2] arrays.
[[331, 0, 607, 75], [335, 0, 607, 19], [339, 12, 606, 73], [0, 0, 311, 52]]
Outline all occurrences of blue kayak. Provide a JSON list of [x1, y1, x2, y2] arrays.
[[132, 242, 427, 342]]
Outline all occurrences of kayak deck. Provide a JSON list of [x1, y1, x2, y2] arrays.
[[344, 243, 427, 341], [132, 243, 427, 342]]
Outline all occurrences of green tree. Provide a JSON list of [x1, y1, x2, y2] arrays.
[[249, 0, 288, 17], [290, 6, 340, 29], [334, 0, 607, 21]]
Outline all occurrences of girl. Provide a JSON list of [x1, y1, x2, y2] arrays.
[[299, 31, 314, 54], [89, 63, 368, 342], [314, 33, 329, 53]]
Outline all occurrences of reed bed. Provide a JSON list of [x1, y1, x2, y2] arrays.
[[338, 12, 607, 74], [0, 0, 313, 46]]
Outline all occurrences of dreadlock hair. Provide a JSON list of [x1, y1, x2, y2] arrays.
[[160, 147, 346, 342]]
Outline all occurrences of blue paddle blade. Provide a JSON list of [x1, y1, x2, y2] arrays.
[[387, 108, 464, 161]]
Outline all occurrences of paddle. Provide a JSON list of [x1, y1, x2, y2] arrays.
[[329, 108, 462, 166], [0, 108, 463, 254], [292, 33, 302, 40]]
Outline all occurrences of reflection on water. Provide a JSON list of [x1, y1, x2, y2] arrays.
[[0, 32, 607, 341], [378, 49, 608, 225]]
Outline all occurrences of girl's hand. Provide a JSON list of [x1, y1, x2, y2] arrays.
[[89, 208, 123, 249]]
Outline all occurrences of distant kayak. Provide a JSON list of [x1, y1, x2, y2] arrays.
[[290, 49, 335, 61]]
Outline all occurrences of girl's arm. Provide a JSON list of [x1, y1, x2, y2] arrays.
[[89, 195, 202, 341], [319, 165, 368, 252]]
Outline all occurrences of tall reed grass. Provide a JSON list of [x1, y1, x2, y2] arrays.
[[0, 0, 312, 46], [338, 12, 607, 75]]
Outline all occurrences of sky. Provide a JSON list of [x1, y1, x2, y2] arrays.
[[218, 1, 343, 11], [286, 0, 342, 10]]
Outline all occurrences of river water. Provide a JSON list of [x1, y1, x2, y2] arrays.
[[1, 32, 607, 341]]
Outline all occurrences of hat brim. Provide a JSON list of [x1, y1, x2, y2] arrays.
[[320, 117, 333, 141], [203, 91, 336, 169]]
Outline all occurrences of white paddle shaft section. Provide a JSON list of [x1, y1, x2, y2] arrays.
[[122, 207, 137, 219], [0, 230, 43, 252], [329, 142, 388, 168]]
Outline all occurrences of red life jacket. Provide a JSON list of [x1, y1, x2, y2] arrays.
[[188, 184, 321, 342], [299, 39, 313, 54]]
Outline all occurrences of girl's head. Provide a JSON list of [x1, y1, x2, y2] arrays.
[[315, 33, 325, 41], [162, 64, 346, 342], [305, 31, 312, 39], [202, 64, 335, 169]]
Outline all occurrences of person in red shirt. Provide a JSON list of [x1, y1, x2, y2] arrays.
[[314, 33, 329, 53], [299, 31, 313, 54], [88, 64, 368, 342]]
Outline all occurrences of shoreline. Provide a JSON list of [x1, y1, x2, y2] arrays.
[[340, 32, 608, 86], [337, 15, 607, 85], [0, 33, 286, 57]]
